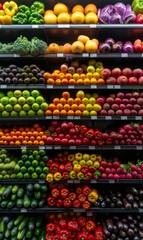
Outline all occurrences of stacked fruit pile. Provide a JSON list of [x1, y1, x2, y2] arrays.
[[0, 123, 46, 145], [46, 213, 103, 240], [0, 215, 45, 239], [44, 3, 98, 24], [0, 64, 45, 85], [95, 186, 143, 209], [0, 89, 48, 117], [17, 149, 49, 179], [47, 184, 98, 209], [0, 183, 47, 209]]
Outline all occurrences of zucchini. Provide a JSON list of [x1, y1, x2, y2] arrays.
[[16, 199, 23, 208], [39, 227, 45, 240], [23, 194, 31, 208], [18, 217, 28, 231], [26, 229, 33, 238], [0, 200, 8, 208], [17, 228, 27, 240], [14, 215, 24, 226], [35, 217, 42, 228], [0, 186, 6, 195], [2, 185, 12, 199], [26, 184, 33, 192], [33, 183, 41, 191], [31, 199, 38, 208], [38, 199, 45, 208], [0, 233, 4, 240], [28, 217, 35, 230], [34, 227, 41, 236], [7, 200, 15, 209], [34, 191, 41, 200], [11, 226, 18, 236], [4, 229, 11, 238], [3, 216, 10, 224], [12, 185, 19, 194], [0, 219, 5, 233], [11, 193, 17, 201], [17, 188, 25, 198]]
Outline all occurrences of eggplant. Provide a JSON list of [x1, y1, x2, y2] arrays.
[[134, 196, 139, 201], [123, 223, 128, 232], [127, 228, 134, 237], [113, 216, 119, 222], [116, 238, 123, 240], [117, 221, 124, 230], [101, 201, 106, 208], [126, 193, 134, 203], [133, 219, 137, 225], [116, 200, 123, 207], [139, 189, 143, 197], [110, 203, 115, 208], [129, 222, 135, 229], [129, 187, 138, 195], [116, 192, 122, 198], [94, 201, 100, 207], [106, 219, 114, 231], [119, 230, 126, 237], [98, 42, 111, 53], [105, 195, 111, 204], [127, 215, 133, 221], [123, 199, 132, 208], [134, 236, 140, 240], [124, 238, 130, 240], [103, 222, 110, 236], [134, 227, 138, 233], [98, 195, 104, 203], [110, 233, 116, 240], [139, 222, 143, 230], [132, 201, 138, 208], [110, 191, 118, 203], [139, 229, 143, 237], [122, 218, 127, 223], [113, 225, 118, 234]]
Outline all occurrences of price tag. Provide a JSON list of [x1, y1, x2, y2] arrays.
[[105, 116, 112, 120], [109, 179, 115, 183], [0, 25, 1, 29], [70, 146, 76, 150], [21, 146, 27, 150], [87, 212, 93, 216], [74, 180, 80, 183], [91, 116, 97, 120], [74, 116, 80, 120], [32, 25, 39, 28], [14, 54, 20, 57], [68, 85, 74, 89], [121, 116, 127, 120], [90, 53, 97, 58], [114, 85, 121, 89], [91, 179, 97, 183], [67, 180, 73, 183], [82, 53, 89, 57], [89, 146, 95, 150], [67, 116, 73, 120], [121, 53, 128, 58], [114, 146, 121, 150], [39, 180, 45, 184], [46, 85, 53, 89], [46, 146, 52, 150], [0, 85, 6, 89], [90, 85, 97, 89], [135, 116, 142, 120], [21, 209, 27, 213], [57, 53, 64, 57], [90, 24, 97, 28], [142, 53, 143, 58], [45, 116, 52, 119], [107, 85, 114, 89], [58, 24, 70, 28], [136, 146, 143, 150], [54, 146, 61, 150], [73, 208, 85, 212], [53, 116, 59, 120], [39, 146, 45, 150], [139, 209, 143, 213]]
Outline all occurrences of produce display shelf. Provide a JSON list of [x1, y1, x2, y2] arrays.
[[0, 145, 142, 150], [0, 207, 142, 214], [1, 179, 143, 184], [0, 53, 143, 58], [0, 116, 142, 121], [1, 24, 143, 30], [0, 84, 143, 90]]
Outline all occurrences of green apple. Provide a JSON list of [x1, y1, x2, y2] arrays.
[[9, 97, 17, 106], [0, 103, 4, 112], [0, 92, 5, 99], [82, 98, 89, 105], [75, 152, 82, 161], [27, 96, 35, 105], [5, 104, 13, 112], [10, 110, 18, 117], [90, 110, 97, 116], [32, 103, 40, 111], [76, 90, 85, 99], [7, 91, 14, 98], [18, 97, 26, 105], [22, 90, 30, 98], [14, 104, 22, 112], [19, 110, 27, 117], [95, 61, 103, 68], [1, 97, 9, 106], [89, 97, 96, 105], [87, 160, 93, 166], [36, 96, 45, 104], [82, 110, 89, 116], [31, 90, 40, 98], [40, 102, 48, 111], [86, 104, 93, 112], [87, 65, 95, 73], [79, 160, 86, 166], [83, 154, 90, 161], [37, 109, 44, 116], [28, 110, 36, 116], [96, 66, 104, 74], [14, 90, 22, 98], [23, 104, 30, 112], [2, 110, 10, 117]]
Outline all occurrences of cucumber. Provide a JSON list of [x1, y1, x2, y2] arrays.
[[3, 216, 10, 224], [0, 232, 4, 240], [38, 199, 45, 208], [33, 183, 41, 191], [35, 216, 42, 228], [39, 227, 45, 240], [41, 185, 47, 192], [2, 185, 12, 199], [17, 228, 27, 240], [0, 186, 6, 195], [16, 199, 23, 208], [7, 200, 15, 209], [0, 200, 8, 208], [18, 217, 28, 231], [11, 193, 17, 201], [34, 191, 41, 200], [28, 217, 35, 230], [12, 185, 19, 194], [31, 199, 38, 208], [4, 229, 11, 238], [17, 188, 25, 198], [7, 219, 15, 229], [0, 219, 5, 233], [34, 227, 41, 236], [26, 184, 33, 192], [26, 230, 33, 238], [11, 226, 18, 236], [23, 194, 31, 208], [14, 215, 24, 226]]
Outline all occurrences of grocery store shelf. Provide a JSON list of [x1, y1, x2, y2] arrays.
[[0, 145, 142, 150], [1, 24, 143, 29], [0, 179, 46, 184], [0, 207, 142, 213]]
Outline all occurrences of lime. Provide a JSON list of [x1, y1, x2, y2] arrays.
[[14, 90, 22, 98], [0, 103, 4, 112], [28, 166, 34, 174], [0, 92, 5, 99], [39, 161, 45, 167], [21, 149, 27, 155], [28, 109, 36, 116], [32, 103, 40, 111], [10, 111, 18, 117], [1, 97, 9, 106], [31, 90, 40, 98], [5, 104, 13, 112], [25, 161, 31, 168], [2, 110, 10, 117], [39, 173, 46, 179], [36, 96, 44, 104], [27, 96, 35, 105], [21, 155, 28, 161], [41, 102, 48, 111], [23, 103, 30, 112], [22, 90, 30, 98], [33, 150, 39, 156], [21, 166, 27, 174], [19, 110, 27, 117], [18, 97, 26, 105], [9, 97, 17, 105], [43, 166, 49, 174], [36, 166, 42, 174], [7, 91, 14, 98], [42, 156, 48, 162], [14, 104, 22, 112], [37, 109, 44, 116]]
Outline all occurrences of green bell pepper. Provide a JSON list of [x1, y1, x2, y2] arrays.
[[18, 5, 31, 18], [12, 13, 28, 24], [28, 12, 44, 24], [30, 1, 45, 15], [133, 2, 143, 14]]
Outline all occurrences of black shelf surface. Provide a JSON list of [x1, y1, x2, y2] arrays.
[[0, 207, 142, 213]]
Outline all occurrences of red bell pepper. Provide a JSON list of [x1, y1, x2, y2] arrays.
[[54, 219, 60, 226], [65, 162, 73, 172], [81, 165, 89, 174], [60, 229, 70, 240], [88, 234, 95, 240], [94, 130, 102, 140], [85, 129, 94, 139], [46, 223, 55, 232], [63, 198, 72, 208], [59, 219, 67, 229], [86, 220, 95, 231], [70, 230, 77, 239], [135, 14, 143, 24], [47, 197, 56, 207], [46, 159, 54, 167], [67, 221, 78, 231], [53, 235, 61, 240], [69, 192, 76, 201], [46, 233, 54, 240], [59, 164, 65, 173], [83, 185, 91, 196], [77, 232, 88, 240], [57, 183, 64, 190], [0, 3, 3, 10], [50, 163, 59, 173], [97, 140, 105, 146], [56, 198, 63, 208], [51, 188, 60, 199], [82, 200, 90, 210], [61, 188, 69, 199], [78, 194, 86, 203], [73, 199, 81, 208], [77, 216, 86, 227], [95, 226, 104, 240], [76, 187, 82, 195], [84, 172, 92, 180], [75, 125, 80, 133], [62, 172, 70, 180], [80, 125, 88, 134]]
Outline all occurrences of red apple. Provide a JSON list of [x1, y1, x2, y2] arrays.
[[76, 67, 83, 74], [116, 109, 123, 115], [117, 92, 125, 99], [119, 104, 126, 110], [130, 109, 137, 115], [126, 104, 133, 110], [134, 104, 141, 111], [100, 68, 111, 79], [123, 109, 131, 115], [71, 60, 79, 69], [106, 76, 117, 85], [137, 97, 143, 105], [122, 68, 132, 78], [51, 121, 59, 128], [60, 63, 68, 72], [76, 139, 82, 145], [111, 67, 121, 78], [69, 128, 76, 135], [61, 138, 69, 145], [73, 135, 78, 140], [61, 122, 68, 130], [54, 138, 61, 145], [96, 97, 105, 105], [108, 109, 115, 115], [132, 68, 143, 78], [125, 93, 132, 99], [68, 66, 75, 74], [100, 109, 107, 115], [132, 92, 140, 98], [69, 139, 75, 145], [129, 98, 136, 104], [114, 98, 122, 104], [58, 133, 65, 139], [67, 122, 75, 128], [111, 103, 119, 111], [122, 99, 129, 105], [65, 134, 71, 140], [138, 76, 143, 84], [103, 103, 110, 110], [117, 76, 128, 85], [138, 109, 143, 116], [106, 97, 114, 104], [128, 76, 138, 85]]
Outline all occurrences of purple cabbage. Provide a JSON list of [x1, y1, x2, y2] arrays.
[[105, 38, 115, 47], [123, 41, 133, 53], [98, 12, 111, 24], [98, 43, 111, 53], [112, 42, 123, 52], [114, 2, 126, 17], [110, 13, 123, 24]]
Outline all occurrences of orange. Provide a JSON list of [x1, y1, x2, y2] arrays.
[[71, 104, 78, 111], [27, 140, 33, 145], [79, 103, 86, 111], [77, 79, 84, 85], [33, 140, 39, 145], [74, 97, 82, 105], [75, 110, 82, 116], [39, 141, 45, 145], [62, 43, 72, 54], [9, 141, 15, 145], [47, 78, 55, 85], [55, 79, 61, 85], [67, 110, 74, 115], [52, 72, 59, 80], [47, 43, 60, 53], [86, 72, 93, 79], [72, 5, 84, 13], [97, 78, 105, 85], [18, 136, 24, 141], [62, 91, 70, 99], [80, 73, 86, 80], [54, 3, 68, 16], [84, 4, 97, 15], [59, 73, 65, 80], [61, 78, 69, 85], [34, 123, 40, 129], [60, 98, 67, 105], [64, 104, 70, 111], [39, 131, 44, 136], [15, 140, 21, 145], [53, 109, 60, 115], [71, 41, 84, 53], [27, 131, 33, 137], [21, 132, 26, 137], [33, 131, 39, 137], [69, 79, 76, 85], [60, 109, 67, 116], [84, 78, 90, 85], [25, 136, 29, 141], [36, 136, 41, 141], [48, 103, 56, 111], [90, 78, 98, 85], [45, 110, 52, 115], [67, 98, 74, 105], [30, 136, 35, 142], [65, 73, 72, 80], [53, 98, 60, 105], [57, 103, 63, 111]]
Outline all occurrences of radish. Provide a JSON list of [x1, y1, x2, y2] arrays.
[[108, 173, 114, 179], [113, 162, 120, 168], [131, 165, 137, 171], [101, 161, 108, 168], [116, 168, 122, 174], [105, 168, 111, 175], [99, 166, 105, 173], [114, 174, 119, 180], [102, 173, 107, 179], [126, 173, 132, 179], [131, 171, 138, 178], [111, 168, 116, 174]]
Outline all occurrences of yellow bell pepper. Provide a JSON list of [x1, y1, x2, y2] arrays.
[[70, 170, 77, 179], [3, 1, 18, 17], [74, 164, 81, 173], [77, 172, 84, 180], [54, 172, 62, 181], [88, 189, 99, 203], [0, 10, 12, 24], [94, 161, 100, 168], [46, 173, 54, 183]]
